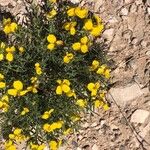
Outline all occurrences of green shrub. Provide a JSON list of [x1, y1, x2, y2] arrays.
[[0, 0, 110, 149]]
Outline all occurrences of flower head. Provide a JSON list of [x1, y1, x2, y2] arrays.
[[63, 52, 74, 63], [87, 82, 100, 96]]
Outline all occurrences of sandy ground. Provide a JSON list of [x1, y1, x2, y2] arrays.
[[0, 0, 150, 150]]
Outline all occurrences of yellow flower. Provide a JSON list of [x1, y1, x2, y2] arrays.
[[8, 89, 17, 97], [21, 107, 29, 115], [96, 65, 110, 79], [0, 54, 4, 61], [6, 46, 15, 52], [67, 8, 76, 17], [47, 34, 62, 51], [63, 52, 74, 63], [43, 121, 63, 132], [96, 64, 106, 74], [80, 36, 88, 44], [94, 100, 103, 108], [94, 14, 102, 24], [71, 115, 80, 122], [8, 80, 26, 97], [13, 128, 22, 135], [56, 40, 63, 45], [35, 63, 42, 75], [74, 7, 88, 19], [103, 104, 110, 111], [72, 42, 81, 51], [13, 80, 23, 90], [72, 36, 89, 53], [0, 82, 6, 88], [9, 134, 15, 139], [10, 23, 18, 32], [90, 24, 104, 36], [50, 0, 57, 3], [80, 44, 88, 53], [49, 140, 58, 150], [90, 60, 100, 71], [63, 128, 72, 135], [66, 90, 76, 98], [83, 19, 93, 30], [6, 52, 14, 62], [87, 82, 100, 96], [76, 99, 87, 108], [47, 43, 55, 50], [31, 77, 37, 83], [0, 42, 6, 48], [104, 69, 111, 79], [41, 109, 54, 119], [3, 25, 11, 34], [3, 18, 18, 34], [38, 144, 46, 150], [56, 79, 71, 95], [64, 22, 77, 35], [47, 34, 57, 43], [1, 95, 9, 102], [19, 47, 25, 53], [43, 123, 51, 132], [5, 140, 17, 150], [27, 85, 38, 93], [49, 121, 64, 132], [5, 144, 16, 150], [47, 9, 57, 19]]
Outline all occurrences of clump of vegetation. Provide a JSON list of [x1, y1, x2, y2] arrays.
[[0, 0, 110, 149]]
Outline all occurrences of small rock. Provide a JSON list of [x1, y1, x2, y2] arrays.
[[140, 40, 147, 47], [70, 0, 80, 3], [100, 119, 106, 127], [131, 38, 139, 45], [0, 0, 16, 6], [108, 17, 118, 24], [103, 28, 115, 42], [110, 124, 119, 131], [129, 3, 137, 13], [109, 83, 148, 106], [92, 144, 99, 150], [124, 0, 134, 4], [58, 145, 67, 150], [135, 0, 143, 5], [77, 148, 82, 150], [121, 8, 129, 16], [91, 122, 97, 127], [146, 50, 150, 56], [130, 109, 150, 124], [147, 7, 150, 15], [81, 122, 89, 128]]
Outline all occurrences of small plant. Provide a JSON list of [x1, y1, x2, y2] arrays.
[[0, 0, 110, 149]]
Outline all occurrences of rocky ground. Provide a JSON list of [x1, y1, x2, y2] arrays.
[[0, 0, 150, 150]]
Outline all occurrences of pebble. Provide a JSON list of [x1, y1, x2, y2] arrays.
[[103, 28, 115, 42], [92, 144, 99, 150], [121, 8, 129, 16], [91, 122, 98, 127], [147, 7, 150, 15], [146, 50, 150, 56], [109, 83, 148, 106], [70, 0, 80, 3], [129, 3, 137, 13], [0, 0, 16, 6], [130, 109, 150, 124]]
